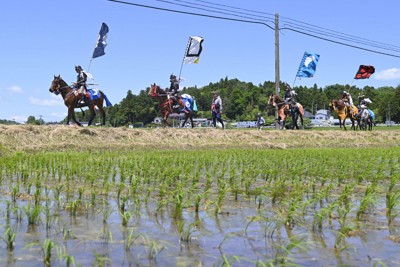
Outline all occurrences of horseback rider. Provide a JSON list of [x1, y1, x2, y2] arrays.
[[283, 84, 297, 108], [355, 94, 372, 118], [168, 74, 180, 108], [341, 91, 354, 114], [74, 65, 88, 104]]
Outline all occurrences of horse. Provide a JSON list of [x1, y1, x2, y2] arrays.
[[49, 75, 110, 126], [329, 99, 358, 130], [358, 108, 374, 131], [268, 94, 304, 130], [148, 83, 194, 128]]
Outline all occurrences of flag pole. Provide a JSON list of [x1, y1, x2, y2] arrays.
[[178, 36, 192, 82], [87, 58, 93, 73]]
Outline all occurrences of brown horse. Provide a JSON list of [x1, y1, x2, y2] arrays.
[[329, 99, 358, 130], [49, 75, 110, 126], [148, 83, 194, 128], [268, 94, 304, 129]]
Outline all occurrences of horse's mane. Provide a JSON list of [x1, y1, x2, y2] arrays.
[[156, 85, 167, 95], [57, 76, 69, 88], [273, 94, 284, 103]]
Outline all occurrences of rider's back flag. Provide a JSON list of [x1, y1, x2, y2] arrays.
[[183, 36, 204, 64], [354, 65, 375, 79], [92, 23, 109, 59], [296, 52, 320, 78]]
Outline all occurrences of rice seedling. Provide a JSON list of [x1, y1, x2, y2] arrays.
[[1, 227, 16, 251], [386, 189, 400, 225], [139, 233, 166, 260], [9, 182, 20, 204], [356, 184, 378, 221], [93, 250, 111, 267], [41, 238, 54, 266], [177, 220, 197, 242], [120, 210, 132, 227], [124, 227, 139, 251], [56, 245, 76, 267], [23, 203, 41, 225]]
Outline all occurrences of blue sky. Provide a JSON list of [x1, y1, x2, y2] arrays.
[[2, 0, 400, 123]]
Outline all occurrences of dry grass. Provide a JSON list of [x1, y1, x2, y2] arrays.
[[0, 124, 399, 153]]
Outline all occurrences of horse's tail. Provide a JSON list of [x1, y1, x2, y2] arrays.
[[296, 103, 305, 116], [100, 91, 112, 107]]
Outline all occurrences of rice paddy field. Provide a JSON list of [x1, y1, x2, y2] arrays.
[[1, 125, 400, 266]]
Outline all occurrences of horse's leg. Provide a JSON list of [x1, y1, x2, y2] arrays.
[[189, 114, 194, 128], [88, 105, 96, 126], [70, 107, 82, 126], [181, 115, 189, 128], [299, 114, 304, 129], [96, 101, 106, 125]]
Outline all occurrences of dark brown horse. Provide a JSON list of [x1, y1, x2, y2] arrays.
[[49, 75, 110, 126], [329, 99, 358, 130], [268, 94, 304, 129], [148, 83, 194, 128]]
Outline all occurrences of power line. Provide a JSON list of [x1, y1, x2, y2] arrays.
[[107, 0, 274, 29], [164, 0, 275, 23], [107, 0, 400, 58]]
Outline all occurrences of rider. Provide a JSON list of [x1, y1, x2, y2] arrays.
[[168, 74, 180, 108], [74, 65, 88, 104], [355, 94, 372, 118], [341, 91, 354, 114], [284, 84, 297, 108]]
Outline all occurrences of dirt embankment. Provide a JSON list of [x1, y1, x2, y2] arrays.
[[0, 125, 399, 153]]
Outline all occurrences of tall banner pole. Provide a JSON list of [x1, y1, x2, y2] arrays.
[[178, 36, 192, 82], [87, 58, 94, 73]]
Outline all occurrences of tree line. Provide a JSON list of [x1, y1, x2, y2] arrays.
[[19, 77, 399, 126]]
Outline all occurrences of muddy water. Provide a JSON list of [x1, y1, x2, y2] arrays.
[[0, 192, 400, 267]]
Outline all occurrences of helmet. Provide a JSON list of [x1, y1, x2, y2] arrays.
[[257, 112, 261, 116], [170, 74, 176, 80], [343, 91, 348, 95], [75, 65, 82, 71]]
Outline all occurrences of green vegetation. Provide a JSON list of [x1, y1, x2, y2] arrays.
[[49, 78, 400, 127], [0, 145, 400, 266]]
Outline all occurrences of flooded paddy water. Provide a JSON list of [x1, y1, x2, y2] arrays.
[[1, 145, 400, 266], [0, 125, 400, 267]]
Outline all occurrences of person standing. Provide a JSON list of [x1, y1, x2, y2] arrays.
[[211, 92, 224, 129], [256, 112, 265, 130]]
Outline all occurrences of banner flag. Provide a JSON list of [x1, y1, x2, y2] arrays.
[[92, 23, 109, 59], [296, 52, 320, 78], [183, 36, 204, 64], [354, 65, 375, 79]]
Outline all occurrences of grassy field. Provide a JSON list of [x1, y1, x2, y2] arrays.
[[1, 124, 400, 153]]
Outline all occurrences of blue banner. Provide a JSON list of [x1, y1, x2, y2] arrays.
[[92, 23, 109, 59], [296, 52, 320, 78]]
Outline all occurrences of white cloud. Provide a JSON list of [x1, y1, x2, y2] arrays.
[[374, 68, 400, 80], [29, 96, 63, 106], [9, 115, 27, 123], [50, 112, 67, 118], [7, 85, 22, 93]]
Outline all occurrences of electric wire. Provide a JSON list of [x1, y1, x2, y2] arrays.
[[107, 0, 400, 58], [107, 0, 274, 29], [169, 0, 400, 54]]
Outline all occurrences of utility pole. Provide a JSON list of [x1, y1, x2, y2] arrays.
[[275, 13, 280, 129]]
